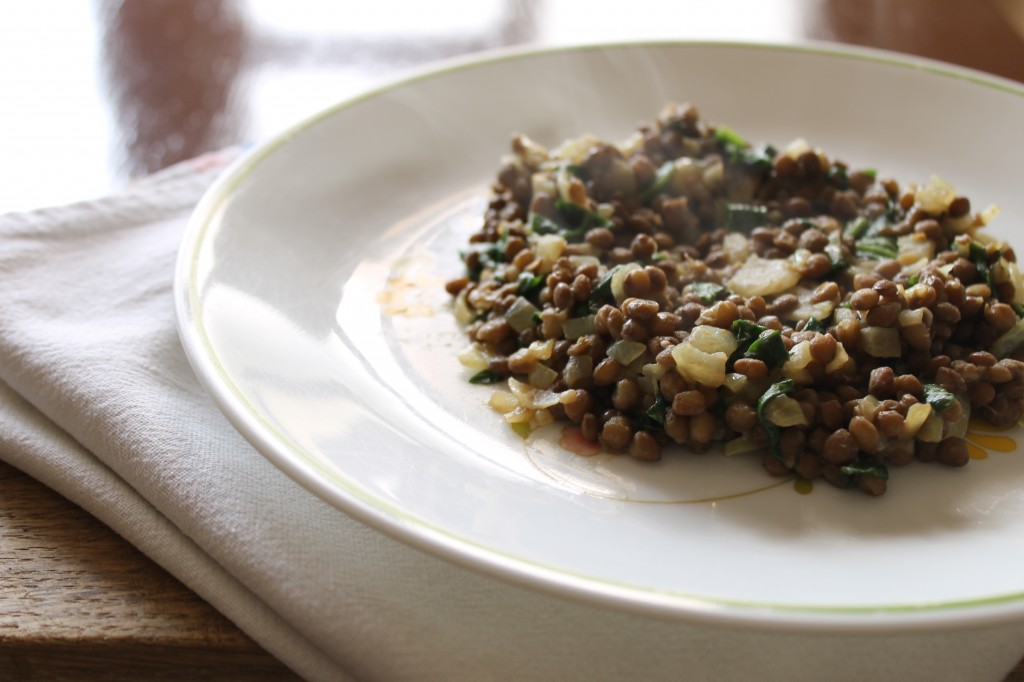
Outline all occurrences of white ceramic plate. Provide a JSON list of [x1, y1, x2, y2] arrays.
[[176, 41, 1024, 632]]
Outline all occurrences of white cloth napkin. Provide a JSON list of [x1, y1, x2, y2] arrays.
[[2, 152, 1023, 682]]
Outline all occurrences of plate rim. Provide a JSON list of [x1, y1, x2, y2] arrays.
[[174, 38, 1024, 633]]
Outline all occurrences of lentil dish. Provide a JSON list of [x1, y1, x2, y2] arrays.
[[444, 103, 1024, 496]]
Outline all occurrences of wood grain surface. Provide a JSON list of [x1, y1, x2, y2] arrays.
[[0, 461, 301, 681]]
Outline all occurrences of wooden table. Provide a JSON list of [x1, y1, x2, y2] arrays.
[[3, 1, 1024, 678]]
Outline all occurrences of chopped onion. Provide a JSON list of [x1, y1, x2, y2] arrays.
[[860, 326, 901, 358], [528, 363, 558, 389], [764, 395, 809, 427], [917, 411, 944, 443], [453, 291, 475, 325], [535, 234, 566, 269], [506, 297, 538, 333], [568, 255, 601, 270], [727, 255, 801, 297], [834, 307, 859, 325], [980, 204, 1001, 225], [944, 212, 973, 234], [782, 138, 811, 160], [533, 408, 554, 426], [531, 172, 556, 199], [901, 257, 929, 278], [944, 399, 971, 439], [607, 339, 647, 365], [611, 263, 642, 303], [457, 343, 490, 371], [1006, 261, 1024, 304], [642, 363, 666, 381], [786, 340, 813, 370], [668, 157, 702, 195], [617, 131, 644, 157], [563, 355, 594, 388], [511, 134, 550, 167], [724, 434, 762, 457], [502, 406, 533, 424], [897, 233, 935, 265], [527, 339, 555, 361], [722, 232, 751, 264], [508, 377, 562, 409], [898, 308, 928, 327], [991, 317, 1024, 359], [825, 342, 851, 374], [783, 364, 812, 386], [672, 343, 728, 387], [723, 372, 748, 395], [689, 325, 739, 355], [901, 403, 933, 439], [701, 157, 724, 189], [855, 395, 882, 421], [488, 390, 518, 413], [552, 133, 601, 165], [915, 175, 957, 215], [563, 315, 596, 340]]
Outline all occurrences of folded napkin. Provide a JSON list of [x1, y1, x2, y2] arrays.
[[2, 151, 1023, 682]]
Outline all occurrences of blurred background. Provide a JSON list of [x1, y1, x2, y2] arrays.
[[2, 0, 1024, 214]]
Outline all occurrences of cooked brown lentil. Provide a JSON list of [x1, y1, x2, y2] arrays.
[[449, 103, 1024, 496]]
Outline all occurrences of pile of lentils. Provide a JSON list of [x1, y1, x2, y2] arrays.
[[445, 103, 1024, 495]]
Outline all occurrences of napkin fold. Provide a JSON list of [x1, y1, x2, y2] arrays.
[[1, 152, 1022, 682]]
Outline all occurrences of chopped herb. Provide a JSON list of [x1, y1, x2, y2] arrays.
[[460, 238, 507, 281], [1012, 302, 1024, 318], [856, 236, 899, 260], [570, 299, 591, 318], [828, 164, 848, 189], [968, 240, 999, 290], [714, 126, 747, 148], [745, 329, 789, 369], [907, 274, 919, 287], [922, 384, 957, 412], [732, 319, 766, 351], [516, 272, 545, 301], [804, 316, 833, 334], [530, 199, 612, 243], [716, 127, 776, 174], [824, 244, 849, 275], [756, 379, 796, 465], [635, 391, 669, 433], [468, 369, 505, 385], [839, 462, 889, 479], [844, 215, 887, 241], [726, 203, 768, 232], [638, 160, 675, 203], [530, 213, 563, 236], [844, 216, 870, 240], [861, 168, 878, 180], [992, 317, 1024, 358], [729, 320, 787, 370], [566, 163, 589, 181], [723, 144, 776, 174], [587, 265, 620, 312], [837, 461, 889, 488], [689, 281, 730, 305]]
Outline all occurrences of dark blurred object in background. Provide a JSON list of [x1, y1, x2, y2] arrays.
[[2, 0, 1024, 213]]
